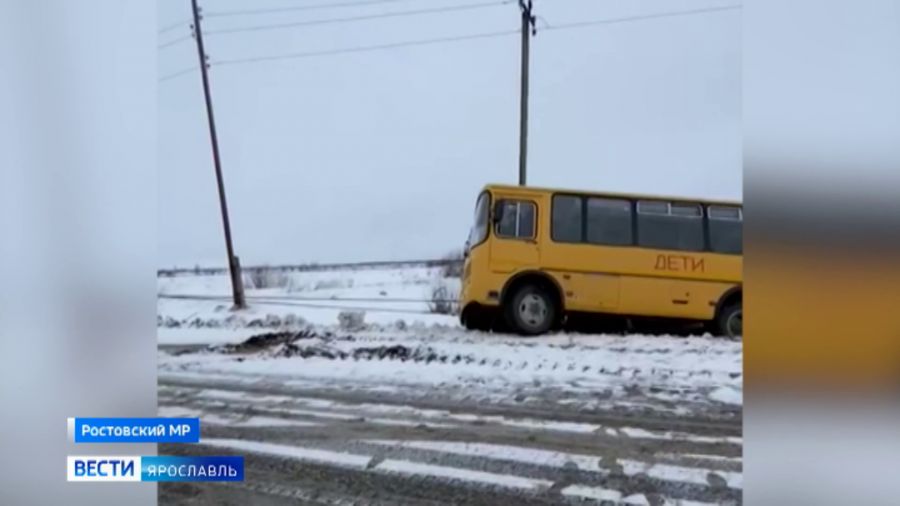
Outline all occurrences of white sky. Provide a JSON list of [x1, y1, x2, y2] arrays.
[[158, 0, 741, 267]]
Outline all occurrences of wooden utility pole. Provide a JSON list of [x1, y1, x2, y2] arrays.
[[517, 0, 536, 186], [190, 0, 246, 309]]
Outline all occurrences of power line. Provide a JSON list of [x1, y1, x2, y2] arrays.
[[159, 19, 191, 34], [205, 0, 417, 18], [160, 3, 742, 79], [214, 28, 519, 67], [159, 66, 198, 82], [542, 4, 742, 32], [204, 1, 510, 36], [159, 294, 437, 315], [158, 34, 192, 50], [160, 294, 457, 304], [255, 300, 434, 315]]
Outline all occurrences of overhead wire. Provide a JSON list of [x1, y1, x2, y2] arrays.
[[159, 66, 199, 82], [160, 294, 458, 303], [542, 4, 741, 32], [158, 293, 440, 315], [158, 33, 193, 50], [205, 0, 422, 18], [244, 300, 436, 315], [159, 3, 742, 81], [159, 19, 191, 34], [214, 28, 519, 67], [204, 1, 511, 36]]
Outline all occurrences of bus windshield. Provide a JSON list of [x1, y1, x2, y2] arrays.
[[467, 192, 490, 251]]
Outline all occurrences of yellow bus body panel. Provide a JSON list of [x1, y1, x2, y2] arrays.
[[460, 184, 742, 323]]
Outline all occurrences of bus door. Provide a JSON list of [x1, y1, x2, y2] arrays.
[[489, 196, 540, 273]]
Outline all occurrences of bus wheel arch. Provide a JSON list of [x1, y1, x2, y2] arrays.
[[500, 272, 564, 335], [714, 287, 742, 338]]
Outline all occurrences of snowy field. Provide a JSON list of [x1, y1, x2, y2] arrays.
[[158, 265, 742, 412], [158, 265, 460, 332]]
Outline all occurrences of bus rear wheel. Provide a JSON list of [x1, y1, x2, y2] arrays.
[[504, 284, 556, 336], [717, 302, 742, 338]]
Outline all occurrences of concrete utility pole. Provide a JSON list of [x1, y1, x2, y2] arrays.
[[190, 0, 246, 309], [517, 0, 536, 186]]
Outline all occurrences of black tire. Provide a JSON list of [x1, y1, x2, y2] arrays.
[[716, 302, 742, 338], [504, 284, 556, 336]]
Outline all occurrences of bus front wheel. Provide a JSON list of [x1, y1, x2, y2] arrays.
[[504, 284, 556, 336], [716, 302, 742, 338]]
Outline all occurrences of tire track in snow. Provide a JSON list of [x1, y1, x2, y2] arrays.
[[158, 380, 741, 504], [159, 385, 741, 446], [198, 438, 734, 505], [362, 440, 742, 489], [158, 372, 741, 434]]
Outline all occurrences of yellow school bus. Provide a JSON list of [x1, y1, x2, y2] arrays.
[[459, 184, 742, 337]]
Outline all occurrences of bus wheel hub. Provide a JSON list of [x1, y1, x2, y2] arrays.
[[519, 294, 547, 326]]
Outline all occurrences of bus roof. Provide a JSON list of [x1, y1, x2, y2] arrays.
[[483, 183, 742, 206]]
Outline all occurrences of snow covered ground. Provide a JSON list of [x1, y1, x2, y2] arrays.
[[159, 379, 743, 505], [158, 264, 742, 504], [160, 331, 742, 412], [158, 265, 460, 333], [158, 265, 742, 412]]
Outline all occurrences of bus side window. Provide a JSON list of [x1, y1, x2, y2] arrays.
[[637, 200, 705, 252], [551, 195, 583, 243], [495, 200, 536, 240], [708, 205, 743, 254], [586, 197, 632, 245]]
